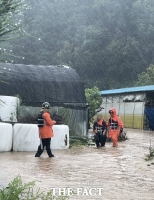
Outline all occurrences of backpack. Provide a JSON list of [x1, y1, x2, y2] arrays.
[[37, 112, 44, 127]]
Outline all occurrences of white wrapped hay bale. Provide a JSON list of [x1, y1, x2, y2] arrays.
[[13, 124, 69, 151], [13, 124, 40, 151], [0, 96, 19, 122], [51, 125, 69, 150], [0, 123, 13, 152]]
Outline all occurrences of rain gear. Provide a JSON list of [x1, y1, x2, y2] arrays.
[[35, 111, 56, 157], [39, 112, 56, 139], [107, 108, 124, 147]]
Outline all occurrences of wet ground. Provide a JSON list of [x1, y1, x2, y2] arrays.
[[0, 129, 154, 200]]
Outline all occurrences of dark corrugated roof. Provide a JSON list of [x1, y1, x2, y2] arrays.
[[100, 85, 154, 95], [0, 63, 86, 108]]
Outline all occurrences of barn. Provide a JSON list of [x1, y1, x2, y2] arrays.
[[0, 63, 88, 136], [100, 85, 154, 130]]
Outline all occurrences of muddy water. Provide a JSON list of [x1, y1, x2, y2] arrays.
[[0, 129, 154, 200]]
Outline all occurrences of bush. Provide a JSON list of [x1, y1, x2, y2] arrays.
[[85, 86, 102, 122], [69, 136, 88, 147], [0, 175, 68, 200]]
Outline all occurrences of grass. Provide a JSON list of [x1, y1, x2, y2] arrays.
[[145, 148, 154, 161], [0, 176, 68, 200], [145, 140, 154, 166], [69, 136, 88, 147]]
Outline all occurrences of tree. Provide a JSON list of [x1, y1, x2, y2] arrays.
[[85, 86, 102, 121], [0, 0, 26, 82], [3, 0, 154, 89], [136, 64, 154, 86], [0, 0, 26, 42]]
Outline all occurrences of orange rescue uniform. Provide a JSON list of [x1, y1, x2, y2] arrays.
[[39, 112, 56, 139], [107, 108, 124, 147]]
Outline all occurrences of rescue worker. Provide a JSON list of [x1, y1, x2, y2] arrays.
[[35, 102, 56, 157], [107, 108, 124, 147], [93, 114, 107, 148]]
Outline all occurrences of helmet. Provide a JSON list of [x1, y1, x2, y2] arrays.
[[42, 102, 50, 109]]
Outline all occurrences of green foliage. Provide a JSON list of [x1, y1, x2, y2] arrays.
[[145, 148, 154, 161], [2, 0, 154, 89], [69, 136, 88, 147], [0, 0, 26, 83], [0, 175, 68, 200], [145, 140, 154, 166], [85, 86, 102, 121], [0, 0, 25, 41], [136, 64, 154, 86]]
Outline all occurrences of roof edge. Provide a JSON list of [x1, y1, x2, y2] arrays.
[[100, 85, 154, 95]]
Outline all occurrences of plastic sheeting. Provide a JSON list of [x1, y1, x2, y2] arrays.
[[52, 125, 69, 149], [18, 106, 88, 136], [0, 96, 19, 122], [104, 94, 146, 104], [0, 123, 13, 152], [102, 102, 144, 129], [13, 124, 69, 151], [13, 124, 40, 151], [123, 95, 135, 102]]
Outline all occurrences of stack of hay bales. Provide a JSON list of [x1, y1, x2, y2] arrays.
[[0, 96, 69, 152]]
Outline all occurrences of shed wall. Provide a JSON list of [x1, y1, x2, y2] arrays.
[[101, 93, 145, 129], [19, 106, 88, 136]]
